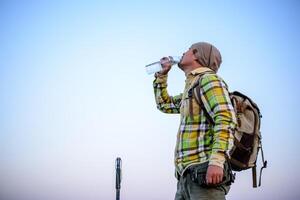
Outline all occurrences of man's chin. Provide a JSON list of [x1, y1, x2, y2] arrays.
[[178, 62, 185, 70]]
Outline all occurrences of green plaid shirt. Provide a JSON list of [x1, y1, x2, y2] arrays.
[[153, 67, 237, 176]]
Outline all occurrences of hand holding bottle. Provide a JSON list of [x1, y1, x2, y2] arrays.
[[158, 57, 173, 75], [145, 56, 181, 75]]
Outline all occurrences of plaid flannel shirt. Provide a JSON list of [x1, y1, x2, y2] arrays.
[[153, 67, 237, 177]]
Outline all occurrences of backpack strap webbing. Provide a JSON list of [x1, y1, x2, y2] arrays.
[[188, 71, 215, 124], [253, 142, 268, 187], [252, 166, 257, 187], [259, 143, 268, 187]]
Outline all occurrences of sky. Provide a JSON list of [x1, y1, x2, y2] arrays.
[[0, 0, 300, 199]]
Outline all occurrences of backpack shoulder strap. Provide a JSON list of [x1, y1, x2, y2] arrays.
[[188, 71, 215, 124]]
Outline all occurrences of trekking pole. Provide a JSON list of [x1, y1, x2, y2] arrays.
[[115, 157, 122, 200]]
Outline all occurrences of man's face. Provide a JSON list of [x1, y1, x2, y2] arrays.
[[178, 48, 197, 69]]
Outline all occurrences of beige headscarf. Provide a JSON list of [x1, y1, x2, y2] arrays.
[[190, 42, 222, 72]]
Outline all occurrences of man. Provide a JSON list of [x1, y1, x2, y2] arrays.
[[153, 42, 237, 200]]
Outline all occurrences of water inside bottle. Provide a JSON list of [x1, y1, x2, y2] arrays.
[[145, 61, 162, 75], [145, 56, 181, 75]]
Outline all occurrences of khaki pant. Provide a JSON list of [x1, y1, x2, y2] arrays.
[[174, 172, 230, 200]]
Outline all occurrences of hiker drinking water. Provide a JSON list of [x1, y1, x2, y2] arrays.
[[152, 42, 237, 200]]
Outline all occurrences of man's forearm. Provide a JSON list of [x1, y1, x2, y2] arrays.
[[153, 74, 181, 114]]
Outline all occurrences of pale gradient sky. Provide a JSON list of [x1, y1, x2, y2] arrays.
[[0, 0, 300, 200]]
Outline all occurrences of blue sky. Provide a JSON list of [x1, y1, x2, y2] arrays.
[[0, 0, 299, 199]]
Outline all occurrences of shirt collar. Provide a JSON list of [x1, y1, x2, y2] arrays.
[[187, 67, 214, 77]]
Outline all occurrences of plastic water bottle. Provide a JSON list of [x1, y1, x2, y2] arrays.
[[145, 56, 181, 75]]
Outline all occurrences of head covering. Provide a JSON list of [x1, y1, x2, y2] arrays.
[[190, 42, 222, 72]]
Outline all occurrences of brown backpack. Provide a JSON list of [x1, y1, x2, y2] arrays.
[[188, 72, 267, 188]]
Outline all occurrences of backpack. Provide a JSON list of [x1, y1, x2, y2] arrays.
[[188, 72, 267, 188]]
